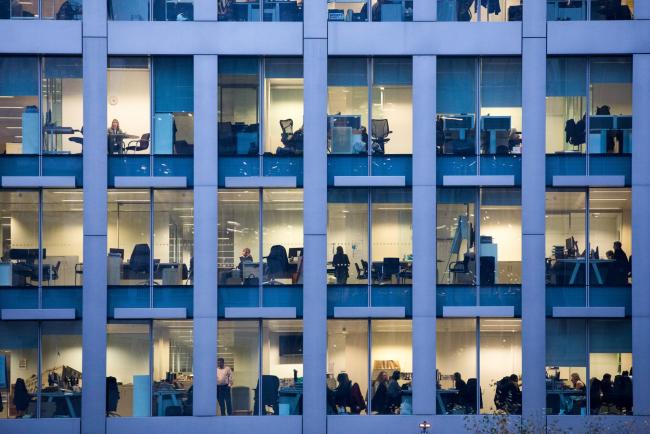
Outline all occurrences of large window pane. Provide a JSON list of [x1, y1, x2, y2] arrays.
[[153, 57, 194, 155], [42, 57, 83, 155], [0, 322, 38, 419], [480, 58, 522, 155], [547, 0, 587, 21], [371, 58, 412, 155], [107, 57, 151, 155], [370, 189, 412, 284], [262, 320, 303, 415], [0, 57, 39, 155], [262, 0, 302, 21], [436, 318, 477, 415], [328, 58, 368, 155], [546, 319, 587, 415], [153, 0, 193, 20], [42, 190, 83, 286], [437, 58, 476, 155], [326, 320, 368, 414], [40, 321, 82, 418], [153, 190, 193, 285], [546, 57, 588, 154], [107, 190, 151, 285], [545, 190, 587, 286], [106, 322, 151, 416], [2, 0, 38, 18], [437, 0, 522, 22], [219, 0, 260, 21], [479, 0, 521, 22], [108, 0, 149, 20], [590, 0, 633, 20], [264, 58, 304, 156], [371, 0, 412, 21], [218, 190, 260, 286], [217, 320, 260, 415], [152, 320, 193, 416], [479, 318, 521, 414], [328, 1, 367, 21], [436, 189, 476, 285], [0, 191, 39, 287], [588, 57, 632, 154], [218, 58, 259, 156]]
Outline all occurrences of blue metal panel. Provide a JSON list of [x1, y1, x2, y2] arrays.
[[0, 287, 38, 310], [262, 156, 303, 186], [327, 285, 368, 317], [108, 156, 151, 186], [545, 286, 586, 316], [371, 285, 412, 317], [371, 155, 412, 185], [218, 286, 259, 317], [153, 56, 193, 113], [588, 155, 631, 185], [154, 155, 194, 185], [479, 285, 521, 316], [545, 154, 587, 185], [107, 286, 149, 317], [327, 155, 368, 185], [42, 155, 83, 187], [263, 285, 303, 317], [437, 155, 478, 184], [154, 286, 193, 317], [0, 155, 39, 177], [43, 287, 83, 318], [590, 286, 631, 316], [218, 157, 260, 186], [435, 285, 476, 316], [480, 155, 522, 185]]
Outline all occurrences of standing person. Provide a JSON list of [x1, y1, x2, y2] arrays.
[[13, 378, 31, 418], [217, 358, 233, 416], [386, 371, 402, 413], [332, 246, 350, 285], [370, 371, 389, 414], [612, 241, 630, 285]]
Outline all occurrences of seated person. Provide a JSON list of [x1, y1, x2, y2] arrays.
[[107, 119, 125, 154], [237, 247, 254, 279]]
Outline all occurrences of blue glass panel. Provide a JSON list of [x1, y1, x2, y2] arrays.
[[0, 155, 38, 177], [373, 58, 412, 85], [108, 156, 151, 186], [589, 319, 631, 352], [480, 155, 521, 185], [480, 285, 521, 316], [590, 286, 631, 316], [42, 155, 83, 186], [546, 57, 587, 97], [154, 156, 194, 185], [545, 286, 586, 316], [0, 287, 37, 310], [372, 285, 412, 317], [153, 57, 193, 113], [589, 155, 631, 185], [263, 285, 303, 317], [437, 57, 476, 114], [436, 285, 476, 316], [328, 58, 368, 86], [219, 57, 258, 75], [481, 58, 521, 107], [545, 154, 586, 186], [43, 57, 82, 79], [265, 58, 303, 79], [328, 155, 368, 185], [327, 285, 368, 317], [437, 155, 477, 184], [218, 157, 260, 186], [263, 156, 303, 186], [218, 286, 259, 317], [107, 286, 149, 317], [154, 286, 193, 317], [43, 287, 82, 318], [591, 57, 632, 84], [0, 57, 38, 95], [108, 0, 149, 20], [371, 155, 412, 185]]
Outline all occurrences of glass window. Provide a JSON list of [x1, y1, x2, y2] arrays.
[[264, 58, 304, 156], [328, 58, 369, 155], [218, 0, 302, 21], [0, 191, 39, 287], [371, 58, 412, 155], [480, 58, 522, 155], [371, 0, 412, 21], [41, 0, 83, 19], [108, 0, 149, 20], [589, 57, 632, 155], [437, 57, 477, 156], [437, 0, 522, 22], [547, 0, 587, 21], [153, 57, 194, 155], [0, 57, 39, 155], [153, 0, 193, 20], [437, 189, 476, 285], [326, 319, 412, 415], [42, 190, 83, 286], [328, 1, 367, 22], [218, 58, 260, 156], [262, 0, 302, 21], [107, 57, 151, 155], [0, 322, 38, 419], [590, 0, 633, 20]]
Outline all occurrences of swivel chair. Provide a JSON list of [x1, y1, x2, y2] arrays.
[[124, 133, 150, 154], [371, 119, 392, 155]]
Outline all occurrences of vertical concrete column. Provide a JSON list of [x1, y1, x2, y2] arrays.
[[193, 0, 218, 21], [302, 38, 328, 434], [193, 55, 219, 417], [632, 54, 650, 416], [413, 0, 436, 21], [411, 55, 436, 416], [521, 37, 546, 423], [81, 38, 108, 434], [304, 0, 327, 39], [634, 2, 650, 19]]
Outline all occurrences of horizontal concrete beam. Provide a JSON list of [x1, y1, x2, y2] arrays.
[[552, 175, 625, 187], [225, 176, 297, 188], [114, 176, 187, 188], [443, 306, 515, 317], [334, 176, 405, 187], [443, 175, 515, 187], [113, 308, 187, 319], [333, 306, 406, 318], [224, 307, 297, 319], [552, 307, 625, 318], [2, 176, 76, 188], [1, 308, 76, 320]]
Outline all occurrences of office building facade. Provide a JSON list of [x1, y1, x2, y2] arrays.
[[0, 1, 648, 433]]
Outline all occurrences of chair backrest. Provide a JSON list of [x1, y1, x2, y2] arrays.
[[231, 386, 251, 413], [261, 375, 280, 405], [382, 257, 400, 275], [129, 244, 150, 272], [106, 376, 120, 412], [164, 405, 182, 416], [267, 245, 289, 274], [280, 119, 293, 135], [355, 263, 362, 277], [137, 133, 150, 151], [371, 119, 390, 140], [361, 259, 369, 272]]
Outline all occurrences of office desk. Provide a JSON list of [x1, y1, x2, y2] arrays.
[[42, 390, 82, 418], [436, 389, 460, 414], [43, 125, 76, 154], [371, 261, 412, 283], [553, 258, 613, 285], [153, 388, 188, 416], [547, 389, 585, 415], [547, 0, 585, 21], [279, 387, 302, 415]]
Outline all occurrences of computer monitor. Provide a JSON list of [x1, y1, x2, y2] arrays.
[[616, 116, 632, 130], [288, 247, 303, 258], [482, 116, 511, 131], [589, 115, 614, 130], [329, 115, 361, 130], [109, 248, 125, 259], [565, 237, 577, 256], [443, 115, 474, 130], [9, 248, 44, 262]]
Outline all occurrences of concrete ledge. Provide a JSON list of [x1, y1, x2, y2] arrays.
[[225, 176, 297, 188], [0, 20, 81, 54], [552, 307, 625, 318], [333, 306, 406, 318], [1, 176, 76, 188], [0, 418, 80, 434], [107, 416, 302, 434], [552, 175, 625, 187], [114, 176, 187, 188], [443, 175, 515, 187], [224, 307, 296, 318], [333, 176, 405, 187], [113, 308, 187, 319], [443, 306, 515, 317], [1, 308, 76, 320]]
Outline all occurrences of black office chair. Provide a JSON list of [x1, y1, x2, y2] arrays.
[[106, 376, 120, 416], [279, 119, 303, 155], [127, 244, 151, 283], [464, 378, 482, 413], [265, 245, 290, 283], [380, 257, 400, 283], [355, 263, 368, 280], [253, 375, 280, 415], [371, 119, 392, 155], [124, 133, 150, 154]]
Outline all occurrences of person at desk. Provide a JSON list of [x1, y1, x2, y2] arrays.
[[332, 246, 350, 284], [570, 373, 585, 390], [237, 247, 254, 279], [107, 119, 125, 154], [612, 241, 630, 285], [217, 357, 233, 416], [453, 372, 467, 393], [370, 371, 389, 414], [386, 371, 402, 413]]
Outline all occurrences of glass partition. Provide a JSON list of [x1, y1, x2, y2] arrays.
[[0, 57, 39, 155], [437, 0, 522, 22], [590, 0, 633, 20], [107, 57, 151, 155], [108, 0, 150, 20], [437, 189, 476, 285], [109, 0, 193, 21], [0, 191, 39, 287], [0, 322, 38, 418], [0, 0, 82, 19], [327, 1, 367, 21], [219, 0, 302, 21]]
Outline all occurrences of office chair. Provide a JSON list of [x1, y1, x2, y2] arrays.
[[380, 258, 400, 284], [253, 375, 280, 415], [106, 377, 120, 416], [124, 133, 150, 154], [371, 119, 392, 155], [231, 386, 252, 415], [127, 244, 151, 283], [265, 245, 290, 284], [355, 263, 368, 280]]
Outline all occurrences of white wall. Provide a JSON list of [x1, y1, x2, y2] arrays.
[[265, 81, 304, 153], [372, 86, 412, 154], [107, 69, 150, 144]]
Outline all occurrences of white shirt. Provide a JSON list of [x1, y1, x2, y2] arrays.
[[217, 366, 233, 386]]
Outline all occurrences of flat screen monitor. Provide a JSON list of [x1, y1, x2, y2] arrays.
[[616, 116, 632, 130], [288, 247, 303, 258], [0, 354, 7, 389], [279, 334, 303, 357], [444, 115, 474, 130], [9, 248, 44, 261], [329, 115, 361, 130], [482, 116, 511, 131], [589, 115, 614, 130], [109, 248, 125, 259]]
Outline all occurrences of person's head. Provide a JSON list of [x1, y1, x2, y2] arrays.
[[606, 250, 614, 259], [376, 371, 387, 383], [111, 119, 120, 130], [242, 247, 251, 257], [218, 358, 225, 369], [509, 374, 519, 384], [15, 378, 26, 391], [336, 246, 344, 255], [570, 373, 581, 384], [453, 372, 462, 381], [602, 373, 612, 382], [337, 373, 350, 385], [614, 241, 622, 251], [391, 371, 400, 381], [622, 370, 629, 377]]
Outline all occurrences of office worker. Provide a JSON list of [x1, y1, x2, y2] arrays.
[[370, 371, 389, 414], [386, 371, 402, 413], [237, 247, 254, 278], [13, 378, 31, 418], [570, 373, 585, 390], [612, 241, 630, 285], [332, 246, 350, 284], [107, 119, 125, 154], [217, 358, 233, 416]]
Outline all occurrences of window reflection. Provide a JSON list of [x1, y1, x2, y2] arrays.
[[219, 0, 302, 21], [437, 0, 522, 22]]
